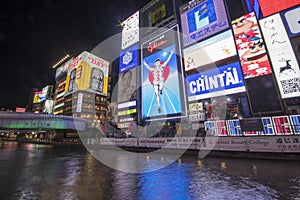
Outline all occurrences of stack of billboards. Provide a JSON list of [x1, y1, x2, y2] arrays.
[[63, 51, 109, 120], [114, 0, 300, 132], [53, 58, 73, 115], [180, 0, 247, 122]]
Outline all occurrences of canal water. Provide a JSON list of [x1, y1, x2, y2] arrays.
[[0, 141, 299, 200]]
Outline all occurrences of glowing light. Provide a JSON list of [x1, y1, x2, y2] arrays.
[[197, 160, 203, 167], [221, 162, 227, 170], [52, 54, 70, 69]]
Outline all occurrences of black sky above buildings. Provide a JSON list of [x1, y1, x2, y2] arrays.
[[0, 0, 149, 109], [0, 0, 243, 110]]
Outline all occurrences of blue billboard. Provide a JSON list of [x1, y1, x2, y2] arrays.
[[140, 25, 187, 121], [119, 44, 138, 74], [186, 62, 246, 101]]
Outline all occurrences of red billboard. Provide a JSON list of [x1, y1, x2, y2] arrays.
[[258, 0, 299, 17], [232, 12, 272, 79]]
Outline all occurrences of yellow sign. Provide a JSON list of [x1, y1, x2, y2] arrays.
[[189, 102, 203, 112], [151, 4, 166, 25]]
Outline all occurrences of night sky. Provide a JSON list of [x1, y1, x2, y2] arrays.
[[0, 0, 149, 110]]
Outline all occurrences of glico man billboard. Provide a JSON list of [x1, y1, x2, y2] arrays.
[[140, 25, 187, 121]]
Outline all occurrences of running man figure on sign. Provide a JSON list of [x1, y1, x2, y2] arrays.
[[143, 48, 175, 113]]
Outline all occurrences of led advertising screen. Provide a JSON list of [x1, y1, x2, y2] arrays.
[[39, 86, 48, 102], [55, 58, 73, 80], [33, 91, 42, 104], [232, 12, 272, 79], [259, 14, 300, 99], [118, 45, 138, 106], [272, 116, 292, 135], [183, 30, 237, 71], [282, 5, 300, 37], [245, 74, 283, 114], [118, 68, 137, 103], [186, 62, 246, 101], [65, 51, 109, 96], [141, 25, 187, 121], [257, 0, 299, 17], [43, 100, 54, 114], [180, 0, 229, 47], [140, 0, 176, 36], [121, 11, 139, 50]]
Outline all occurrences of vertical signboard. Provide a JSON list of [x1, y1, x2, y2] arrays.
[[232, 12, 272, 79], [259, 14, 300, 99], [141, 25, 187, 121], [180, 0, 229, 47], [118, 45, 138, 103], [121, 11, 139, 50]]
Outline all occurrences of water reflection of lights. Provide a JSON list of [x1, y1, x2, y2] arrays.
[[197, 160, 203, 167], [221, 162, 227, 170], [253, 165, 257, 174]]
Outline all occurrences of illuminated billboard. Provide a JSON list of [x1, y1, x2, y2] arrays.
[[39, 86, 48, 102], [272, 116, 293, 135], [140, 0, 176, 36], [43, 100, 54, 114], [33, 91, 42, 104], [186, 62, 246, 101], [65, 51, 109, 96], [180, 0, 229, 47], [141, 25, 187, 121], [121, 11, 139, 50], [119, 45, 138, 74], [183, 30, 237, 71], [232, 12, 272, 79], [55, 58, 73, 80], [290, 115, 300, 134], [118, 68, 137, 103], [257, 0, 299, 17], [188, 102, 205, 122], [259, 14, 300, 99], [282, 6, 300, 37]]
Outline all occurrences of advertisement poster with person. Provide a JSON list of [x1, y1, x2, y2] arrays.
[[141, 25, 187, 120], [232, 12, 272, 79], [64, 51, 109, 96]]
